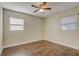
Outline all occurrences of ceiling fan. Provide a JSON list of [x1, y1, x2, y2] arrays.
[[31, 2, 52, 13]]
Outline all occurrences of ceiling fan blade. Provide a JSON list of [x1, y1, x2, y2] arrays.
[[32, 5, 39, 8], [33, 10, 39, 12], [44, 8, 52, 10], [43, 2, 47, 5]]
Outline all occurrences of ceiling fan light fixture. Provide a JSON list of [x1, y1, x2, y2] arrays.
[[32, 2, 51, 13], [39, 9, 44, 12]]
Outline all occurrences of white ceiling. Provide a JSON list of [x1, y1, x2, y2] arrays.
[[0, 2, 79, 18]]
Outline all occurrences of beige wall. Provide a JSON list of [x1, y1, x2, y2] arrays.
[[3, 5, 79, 50], [0, 5, 3, 55], [3, 9, 44, 48], [44, 6, 79, 50]]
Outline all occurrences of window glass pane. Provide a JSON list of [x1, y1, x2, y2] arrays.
[[60, 16, 76, 24], [61, 25, 69, 30], [61, 23, 76, 30], [10, 17, 24, 25], [10, 25, 24, 31], [68, 23, 76, 30]]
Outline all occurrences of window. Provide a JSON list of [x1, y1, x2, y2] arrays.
[[10, 17, 24, 31], [60, 15, 77, 31]]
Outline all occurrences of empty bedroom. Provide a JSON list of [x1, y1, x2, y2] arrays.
[[0, 2, 79, 56]]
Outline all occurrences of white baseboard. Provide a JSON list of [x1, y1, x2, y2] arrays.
[[3, 39, 43, 49], [0, 48, 3, 55], [3, 39, 79, 51], [45, 39, 79, 50]]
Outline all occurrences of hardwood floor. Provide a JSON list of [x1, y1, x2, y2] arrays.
[[2, 40, 79, 56]]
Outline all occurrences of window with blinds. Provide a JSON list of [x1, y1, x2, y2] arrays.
[[9, 17, 24, 31], [60, 15, 77, 31]]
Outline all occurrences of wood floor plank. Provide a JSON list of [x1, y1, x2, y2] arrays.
[[1, 40, 79, 56]]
